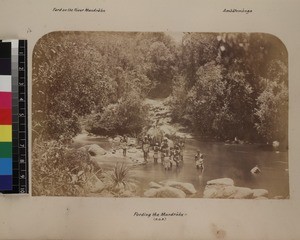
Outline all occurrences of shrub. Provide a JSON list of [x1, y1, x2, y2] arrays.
[[32, 138, 101, 196], [86, 90, 149, 136], [102, 162, 138, 195]]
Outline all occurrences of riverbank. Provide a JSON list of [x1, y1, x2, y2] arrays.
[[72, 133, 289, 198], [71, 97, 289, 198]]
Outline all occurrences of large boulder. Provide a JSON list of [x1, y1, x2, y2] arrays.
[[144, 187, 186, 198], [203, 178, 269, 199], [232, 187, 254, 199], [156, 187, 186, 198], [87, 144, 106, 156], [203, 185, 253, 199], [149, 182, 163, 189], [144, 188, 159, 197], [203, 187, 220, 198], [207, 178, 234, 186], [161, 180, 197, 194], [253, 189, 269, 198]]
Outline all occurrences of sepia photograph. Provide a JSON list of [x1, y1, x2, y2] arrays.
[[32, 31, 288, 199]]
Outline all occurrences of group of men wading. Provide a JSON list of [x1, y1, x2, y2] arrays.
[[141, 135, 185, 170], [119, 134, 205, 171]]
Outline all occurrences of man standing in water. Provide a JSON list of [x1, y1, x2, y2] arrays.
[[160, 138, 169, 163], [179, 139, 185, 161], [142, 137, 150, 163], [173, 145, 181, 167], [120, 135, 128, 157], [153, 142, 159, 164], [195, 150, 204, 171]]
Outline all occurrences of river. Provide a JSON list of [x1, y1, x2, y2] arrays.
[[73, 135, 289, 198]]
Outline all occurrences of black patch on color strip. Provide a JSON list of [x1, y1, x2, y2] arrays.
[[0, 58, 12, 75], [0, 42, 11, 58]]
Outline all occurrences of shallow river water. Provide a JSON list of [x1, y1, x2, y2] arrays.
[[74, 136, 289, 198]]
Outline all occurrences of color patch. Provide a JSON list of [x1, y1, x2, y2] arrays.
[[0, 43, 11, 58], [0, 175, 12, 190], [0, 125, 12, 142], [0, 92, 12, 109], [0, 75, 11, 92], [0, 158, 12, 175], [0, 109, 12, 124], [0, 142, 12, 158], [0, 59, 11, 75]]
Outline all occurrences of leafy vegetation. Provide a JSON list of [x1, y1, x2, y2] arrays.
[[169, 33, 288, 143], [32, 32, 288, 196], [102, 162, 138, 196], [85, 89, 150, 136], [32, 138, 101, 196], [33, 32, 287, 143]]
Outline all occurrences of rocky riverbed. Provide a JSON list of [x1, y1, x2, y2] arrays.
[[203, 178, 269, 199]]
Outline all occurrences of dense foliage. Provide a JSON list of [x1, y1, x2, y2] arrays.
[[32, 32, 288, 196], [85, 89, 150, 136], [32, 138, 137, 196], [32, 138, 98, 196], [32, 32, 177, 140], [169, 33, 288, 143], [32, 32, 288, 143]]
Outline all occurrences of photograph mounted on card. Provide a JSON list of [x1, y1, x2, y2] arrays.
[[32, 31, 288, 199]]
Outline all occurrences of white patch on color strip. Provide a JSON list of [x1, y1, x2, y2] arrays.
[[0, 75, 12, 92]]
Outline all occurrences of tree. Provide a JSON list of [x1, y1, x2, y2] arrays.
[[168, 75, 189, 122], [221, 71, 254, 140], [146, 41, 176, 97], [255, 59, 288, 142], [186, 61, 226, 137], [85, 88, 149, 136], [169, 32, 288, 142], [180, 33, 220, 87]]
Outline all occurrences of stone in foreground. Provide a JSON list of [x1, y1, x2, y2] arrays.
[[252, 189, 269, 198], [206, 178, 234, 186], [144, 186, 186, 198], [162, 180, 197, 194], [203, 185, 253, 199], [149, 182, 163, 189], [87, 144, 106, 156]]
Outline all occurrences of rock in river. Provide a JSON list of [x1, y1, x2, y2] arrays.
[[252, 189, 269, 198], [203, 185, 253, 199], [144, 188, 159, 197], [87, 144, 106, 156], [206, 178, 234, 186], [203, 178, 267, 199], [161, 180, 197, 194], [149, 182, 163, 188], [144, 186, 186, 198]]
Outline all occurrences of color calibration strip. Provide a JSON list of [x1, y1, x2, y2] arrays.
[[0, 40, 28, 194]]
